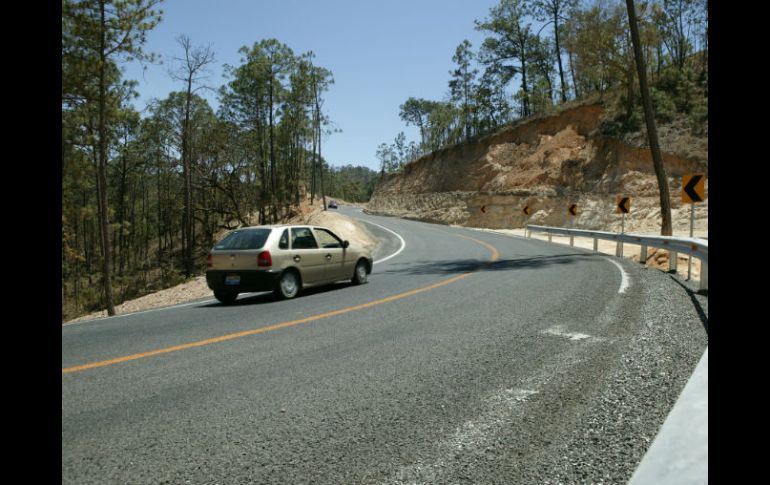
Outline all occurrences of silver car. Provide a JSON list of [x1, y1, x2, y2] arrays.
[[206, 225, 373, 304]]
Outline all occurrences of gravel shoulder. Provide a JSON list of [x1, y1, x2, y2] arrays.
[[513, 265, 708, 484]]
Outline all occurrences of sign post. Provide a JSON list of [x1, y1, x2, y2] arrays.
[[615, 196, 631, 257], [681, 174, 705, 280], [522, 205, 532, 237], [567, 204, 578, 246]]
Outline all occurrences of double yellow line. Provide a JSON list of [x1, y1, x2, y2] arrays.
[[63, 234, 499, 375]]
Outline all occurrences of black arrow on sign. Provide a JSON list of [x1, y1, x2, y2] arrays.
[[684, 175, 704, 202], [618, 197, 630, 213], [522, 206, 531, 215], [568, 204, 578, 216], [481, 205, 487, 213]]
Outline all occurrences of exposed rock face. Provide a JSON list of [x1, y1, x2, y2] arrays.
[[367, 104, 708, 235]]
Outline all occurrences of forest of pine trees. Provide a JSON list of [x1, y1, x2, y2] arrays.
[[377, 0, 707, 173], [62, 0, 356, 320]]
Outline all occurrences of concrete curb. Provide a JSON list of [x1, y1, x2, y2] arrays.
[[628, 347, 708, 485]]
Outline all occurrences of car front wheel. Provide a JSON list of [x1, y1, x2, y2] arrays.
[[352, 260, 369, 285]]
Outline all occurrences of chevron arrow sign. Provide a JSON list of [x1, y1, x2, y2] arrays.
[[682, 174, 705, 203], [616, 196, 631, 214]]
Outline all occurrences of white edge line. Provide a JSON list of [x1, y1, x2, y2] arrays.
[[605, 257, 631, 294], [62, 298, 217, 326], [358, 219, 406, 265]]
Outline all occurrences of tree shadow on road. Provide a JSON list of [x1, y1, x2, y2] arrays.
[[379, 253, 606, 276]]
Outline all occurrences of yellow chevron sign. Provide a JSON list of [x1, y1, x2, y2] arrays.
[[616, 196, 631, 214], [682, 174, 705, 203]]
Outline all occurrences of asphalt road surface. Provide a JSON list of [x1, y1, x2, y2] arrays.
[[62, 207, 708, 484]]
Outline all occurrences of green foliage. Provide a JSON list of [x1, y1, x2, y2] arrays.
[[655, 65, 704, 116], [385, 0, 707, 162], [649, 86, 677, 123], [62, 28, 337, 320], [326, 165, 380, 202], [449, 39, 478, 140], [476, 0, 534, 117]]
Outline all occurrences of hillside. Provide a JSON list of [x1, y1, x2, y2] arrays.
[[367, 102, 707, 236]]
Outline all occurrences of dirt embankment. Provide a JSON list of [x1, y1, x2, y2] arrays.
[[64, 200, 377, 324], [367, 103, 708, 236]]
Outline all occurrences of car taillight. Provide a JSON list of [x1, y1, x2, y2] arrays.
[[207, 254, 213, 268], [257, 250, 272, 267]]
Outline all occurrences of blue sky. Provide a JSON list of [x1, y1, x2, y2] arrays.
[[122, 0, 502, 171]]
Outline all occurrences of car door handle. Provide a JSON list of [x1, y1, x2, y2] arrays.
[[293, 255, 301, 263], [325, 254, 332, 260]]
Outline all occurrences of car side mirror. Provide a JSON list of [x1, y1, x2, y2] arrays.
[[342, 240, 349, 249]]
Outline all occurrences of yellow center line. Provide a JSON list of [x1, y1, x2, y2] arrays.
[[62, 234, 500, 375]]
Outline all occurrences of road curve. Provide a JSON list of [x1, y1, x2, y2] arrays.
[[62, 206, 707, 484]]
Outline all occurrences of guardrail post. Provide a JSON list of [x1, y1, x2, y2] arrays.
[[593, 238, 598, 251], [669, 251, 678, 272], [640, 245, 648, 264], [548, 234, 552, 243], [570, 235, 574, 247], [699, 261, 708, 293]]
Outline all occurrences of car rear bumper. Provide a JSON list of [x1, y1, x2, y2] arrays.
[[206, 269, 281, 293]]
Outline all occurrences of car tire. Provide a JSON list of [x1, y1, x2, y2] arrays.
[[214, 291, 238, 305], [352, 260, 369, 285], [275, 269, 300, 300]]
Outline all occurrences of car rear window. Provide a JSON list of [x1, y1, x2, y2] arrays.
[[214, 229, 271, 250]]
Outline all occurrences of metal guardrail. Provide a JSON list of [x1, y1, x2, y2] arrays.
[[525, 224, 708, 292]]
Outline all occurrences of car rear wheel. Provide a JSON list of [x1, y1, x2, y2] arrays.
[[352, 260, 369, 285], [275, 270, 300, 299], [214, 291, 238, 305]]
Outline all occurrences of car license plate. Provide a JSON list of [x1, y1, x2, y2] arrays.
[[225, 274, 240, 286]]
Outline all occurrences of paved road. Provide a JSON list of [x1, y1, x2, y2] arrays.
[[62, 207, 707, 484]]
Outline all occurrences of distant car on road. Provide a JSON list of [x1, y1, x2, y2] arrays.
[[328, 200, 338, 209], [206, 225, 373, 304]]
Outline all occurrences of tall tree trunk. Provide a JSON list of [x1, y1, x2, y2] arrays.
[[97, 0, 116, 315], [521, 61, 530, 117], [626, 0, 672, 236], [255, 94, 267, 225], [268, 70, 277, 223], [182, 74, 194, 277], [318, 123, 326, 210], [553, 11, 568, 103], [568, 50, 580, 99], [312, 74, 327, 210], [116, 141, 128, 275], [156, 148, 163, 261], [310, 113, 317, 204]]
